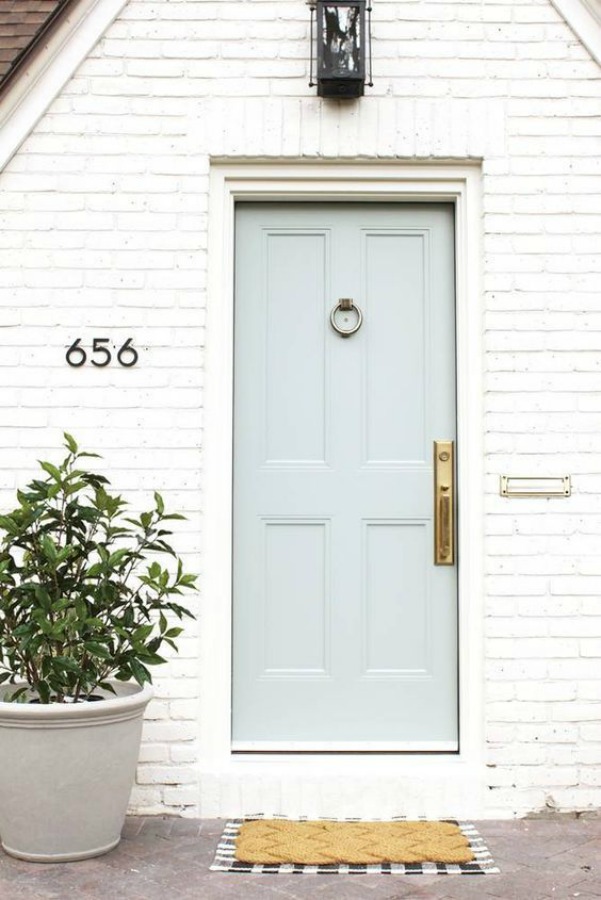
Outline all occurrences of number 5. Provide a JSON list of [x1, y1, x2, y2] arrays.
[[90, 338, 111, 368]]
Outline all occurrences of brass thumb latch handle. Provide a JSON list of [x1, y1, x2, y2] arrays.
[[434, 441, 455, 565]]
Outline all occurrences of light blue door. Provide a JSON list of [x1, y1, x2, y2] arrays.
[[232, 203, 457, 750]]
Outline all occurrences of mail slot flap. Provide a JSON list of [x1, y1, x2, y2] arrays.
[[500, 476, 571, 498]]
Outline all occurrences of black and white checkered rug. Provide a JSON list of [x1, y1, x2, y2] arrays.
[[210, 815, 500, 875]]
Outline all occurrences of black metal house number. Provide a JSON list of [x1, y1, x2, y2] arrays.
[[66, 338, 139, 368]]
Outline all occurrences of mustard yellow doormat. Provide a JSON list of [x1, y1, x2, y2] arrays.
[[210, 816, 499, 875]]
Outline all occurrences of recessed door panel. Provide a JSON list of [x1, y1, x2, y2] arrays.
[[364, 232, 427, 464], [233, 203, 457, 750], [363, 521, 429, 675], [262, 520, 329, 676], [264, 231, 328, 465]]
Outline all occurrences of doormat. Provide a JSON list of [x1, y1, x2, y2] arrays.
[[210, 816, 499, 875]]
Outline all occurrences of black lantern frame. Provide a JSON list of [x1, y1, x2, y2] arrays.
[[309, 0, 373, 99]]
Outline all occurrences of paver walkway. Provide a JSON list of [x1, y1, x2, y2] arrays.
[[0, 816, 599, 899]]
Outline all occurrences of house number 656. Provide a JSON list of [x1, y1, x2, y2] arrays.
[[66, 338, 139, 368]]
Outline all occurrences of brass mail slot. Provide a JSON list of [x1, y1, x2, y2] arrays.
[[434, 440, 455, 566], [500, 476, 571, 498]]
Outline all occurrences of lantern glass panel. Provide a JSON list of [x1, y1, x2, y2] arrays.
[[319, 4, 362, 78]]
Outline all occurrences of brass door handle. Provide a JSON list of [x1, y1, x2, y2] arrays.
[[434, 441, 455, 565]]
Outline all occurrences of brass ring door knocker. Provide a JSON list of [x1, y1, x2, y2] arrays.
[[330, 298, 363, 338]]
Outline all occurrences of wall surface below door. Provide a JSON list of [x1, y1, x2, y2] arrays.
[[1, 0, 601, 819]]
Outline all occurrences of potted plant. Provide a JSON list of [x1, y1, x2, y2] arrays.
[[0, 433, 196, 862]]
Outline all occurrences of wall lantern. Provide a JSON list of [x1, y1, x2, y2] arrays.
[[308, 1, 373, 99]]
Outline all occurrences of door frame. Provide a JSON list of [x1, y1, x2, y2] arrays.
[[201, 161, 484, 813]]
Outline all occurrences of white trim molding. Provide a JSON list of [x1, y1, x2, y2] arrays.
[[0, 0, 128, 172], [550, 0, 601, 66], [201, 161, 486, 820]]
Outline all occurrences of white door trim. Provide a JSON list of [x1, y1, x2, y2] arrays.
[[201, 161, 484, 818]]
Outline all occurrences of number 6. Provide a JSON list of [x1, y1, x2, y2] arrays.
[[117, 338, 138, 368], [66, 339, 86, 368]]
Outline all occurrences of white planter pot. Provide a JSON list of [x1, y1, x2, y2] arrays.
[[0, 681, 153, 862]]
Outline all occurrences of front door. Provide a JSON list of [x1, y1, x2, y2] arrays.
[[232, 202, 458, 750]]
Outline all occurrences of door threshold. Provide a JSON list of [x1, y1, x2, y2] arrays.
[[232, 741, 459, 753]]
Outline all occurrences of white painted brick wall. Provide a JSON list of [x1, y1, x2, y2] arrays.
[[1, 0, 601, 818]]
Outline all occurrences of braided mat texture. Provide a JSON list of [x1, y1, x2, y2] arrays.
[[211, 816, 500, 875], [236, 819, 473, 864]]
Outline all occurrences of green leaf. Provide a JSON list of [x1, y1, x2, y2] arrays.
[[34, 585, 52, 612], [37, 683, 50, 704], [56, 546, 74, 564], [40, 534, 57, 562], [39, 461, 62, 483], [53, 656, 81, 673], [137, 653, 166, 666], [108, 548, 130, 567], [165, 627, 183, 639], [65, 480, 87, 496], [154, 492, 165, 515], [133, 624, 154, 643], [64, 432, 78, 454], [84, 642, 112, 660], [0, 516, 18, 536], [179, 573, 197, 586], [129, 659, 150, 686], [8, 686, 29, 703]]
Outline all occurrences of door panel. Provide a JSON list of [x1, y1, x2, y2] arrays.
[[364, 231, 427, 463], [264, 231, 328, 464], [363, 520, 429, 674], [263, 520, 329, 675], [232, 203, 457, 750]]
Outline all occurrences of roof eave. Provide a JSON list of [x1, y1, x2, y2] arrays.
[[0, 0, 128, 172], [549, 0, 601, 66], [0, 0, 78, 100]]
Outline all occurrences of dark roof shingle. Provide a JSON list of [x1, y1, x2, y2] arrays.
[[0, 0, 71, 88]]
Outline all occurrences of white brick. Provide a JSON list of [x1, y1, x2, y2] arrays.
[[163, 785, 199, 808], [136, 766, 197, 785], [169, 700, 200, 721], [552, 703, 601, 722], [580, 724, 601, 742], [487, 744, 547, 765], [515, 682, 577, 702], [514, 767, 579, 788], [488, 701, 549, 722]]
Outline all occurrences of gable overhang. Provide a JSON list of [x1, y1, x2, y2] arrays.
[[550, 0, 601, 66], [0, 0, 128, 172], [0, 0, 74, 100]]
